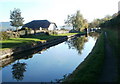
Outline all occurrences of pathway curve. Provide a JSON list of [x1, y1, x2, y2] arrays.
[[99, 32, 118, 82]]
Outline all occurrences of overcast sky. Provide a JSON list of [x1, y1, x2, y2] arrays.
[[0, 0, 119, 26]]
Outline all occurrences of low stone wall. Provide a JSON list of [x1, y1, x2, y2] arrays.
[[0, 49, 13, 59]]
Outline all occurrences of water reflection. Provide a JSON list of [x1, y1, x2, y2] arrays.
[[88, 32, 100, 40], [66, 36, 88, 54], [12, 60, 26, 81]]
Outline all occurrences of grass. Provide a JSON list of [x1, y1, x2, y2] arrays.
[[63, 32, 105, 83], [0, 38, 44, 49], [52, 32, 85, 36], [0, 33, 79, 50], [22, 34, 61, 40], [52, 33, 78, 36], [103, 28, 120, 82]]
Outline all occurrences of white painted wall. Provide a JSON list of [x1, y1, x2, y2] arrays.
[[48, 24, 56, 30]]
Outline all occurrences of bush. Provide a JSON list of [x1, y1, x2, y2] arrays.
[[47, 30, 57, 35], [45, 32, 49, 35], [0, 32, 10, 40], [0, 31, 20, 40]]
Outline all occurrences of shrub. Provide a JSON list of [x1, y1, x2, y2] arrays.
[[0, 31, 20, 40], [0, 32, 10, 40], [45, 32, 49, 35]]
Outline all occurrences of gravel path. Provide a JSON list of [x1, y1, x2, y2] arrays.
[[99, 32, 118, 82]]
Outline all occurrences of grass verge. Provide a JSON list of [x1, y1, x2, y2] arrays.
[[52, 32, 85, 36], [63, 32, 105, 83]]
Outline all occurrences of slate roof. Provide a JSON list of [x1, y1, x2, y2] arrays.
[[22, 20, 57, 29]]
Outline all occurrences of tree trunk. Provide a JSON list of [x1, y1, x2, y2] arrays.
[[73, 26, 75, 30], [25, 29, 27, 35], [34, 29, 36, 35], [16, 27, 20, 37]]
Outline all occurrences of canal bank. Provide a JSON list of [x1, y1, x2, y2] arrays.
[[0, 33, 81, 59], [63, 32, 105, 83]]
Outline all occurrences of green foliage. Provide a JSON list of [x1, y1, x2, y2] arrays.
[[100, 13, 120, 28], [52, 33, 78, 36], [74, 11, 84, 31], [0, 32, 10, 40], [1, 37, 43, 49], [89, 15, 113, 28], [89, 13, 119, 28], [10, 8, 24, 31], [65, 10, 88, 31], [0, 31, 21, 41], [24, 27, 32, 35]]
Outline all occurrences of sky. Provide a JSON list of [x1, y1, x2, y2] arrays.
[[0, 0, 120, 26]]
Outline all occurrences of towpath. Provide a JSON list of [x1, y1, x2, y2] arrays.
[[99, 32, 118, 82]]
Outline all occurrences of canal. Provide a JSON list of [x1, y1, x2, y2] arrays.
[[1, 32, 99, 82]]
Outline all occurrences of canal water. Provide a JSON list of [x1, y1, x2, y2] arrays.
[[1, 32, 99, 82]]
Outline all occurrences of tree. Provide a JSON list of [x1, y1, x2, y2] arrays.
[[10, 8, 24, 32], [89, 15, 113, 28], [83, 19, 88, 29], [65, 15, 75, 29], [65, 10, 87, 31], [74, 11, 84, 31]]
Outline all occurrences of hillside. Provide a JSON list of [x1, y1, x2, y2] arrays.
[[0, 22, 15, 31]]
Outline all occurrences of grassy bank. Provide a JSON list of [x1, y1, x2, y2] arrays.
[[103, 28, 120, 82], [63, 32, 105, 83], [0, 33, 78, 50], [52, 32, 85, 36], [52, 33, 79, 36]]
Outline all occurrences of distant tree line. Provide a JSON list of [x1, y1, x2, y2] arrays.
[[100, 13, 120, 28], [64, 10, 120, 31], [88, 13, 119, 28]]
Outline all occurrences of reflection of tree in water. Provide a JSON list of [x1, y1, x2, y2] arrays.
[[12, 61, 26, 81], [67, 36, 88, 54], [88, 32, 100, 40]]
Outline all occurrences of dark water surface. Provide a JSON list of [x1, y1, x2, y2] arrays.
[[1, 33, 99, 82]]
